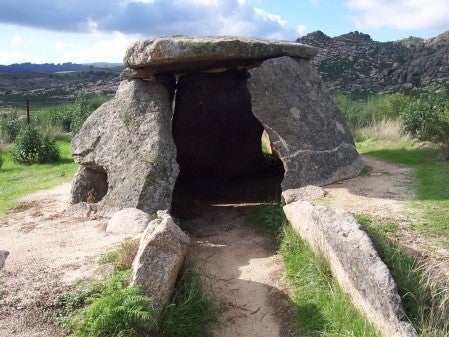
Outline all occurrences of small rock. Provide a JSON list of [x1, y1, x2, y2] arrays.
[[0, 250, 9, 270], [106, 208, 150, 234]]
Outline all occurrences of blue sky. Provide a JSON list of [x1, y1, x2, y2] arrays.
[[0, 0, 448, 64]]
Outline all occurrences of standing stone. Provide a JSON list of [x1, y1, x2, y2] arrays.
[[70, 79, 179, 215], [131, 212, 190, 314], [248, 56, 364, 190]]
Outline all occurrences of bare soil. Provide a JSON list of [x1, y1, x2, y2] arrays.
[[0, 155, 445, 336]]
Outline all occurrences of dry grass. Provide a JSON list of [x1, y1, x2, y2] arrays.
[[352, 119, 411, 143]]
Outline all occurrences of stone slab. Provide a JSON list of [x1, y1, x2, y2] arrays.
[[284, 201, 418, 337], [124, 35, 317, 75]]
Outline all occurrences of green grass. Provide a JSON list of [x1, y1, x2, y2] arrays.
[[356, 140, 449, 242], [358, 215, 449, 336], [159, 266, 215, 337], [280, 225, 380, 337], [246, 205, 379, 336], [0, 140, 78, 215]]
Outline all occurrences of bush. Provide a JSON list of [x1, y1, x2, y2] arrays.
[[11, 125, 60, 165], [401, 89, 449, 159], [48, 104, 73, 132], [0, 110, 23, 143], [0, 150, 3, 169]]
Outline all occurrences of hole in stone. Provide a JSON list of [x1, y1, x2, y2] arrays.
[[71, 166, 109, 204], [171, 69, 284, 219]]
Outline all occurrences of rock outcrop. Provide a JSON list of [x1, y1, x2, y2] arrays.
[[283, 201, 418, 337], [131, 211, 190, 314], [70, 35, 362, 215], [298, 30, 449, 95]]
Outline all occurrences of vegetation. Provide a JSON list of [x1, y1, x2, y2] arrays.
[[246, 204, 379, 336], [56, 243, 214, 337], [11, 125, 60, 165], [358, 216, 449, 337], [0, 140, 77, 214]]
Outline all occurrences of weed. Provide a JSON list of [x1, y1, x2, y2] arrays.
[[98, 238, 140, 273], [159, 266, 215, 337], [59, 271, 157, 337], [245, 203, 285, 236]]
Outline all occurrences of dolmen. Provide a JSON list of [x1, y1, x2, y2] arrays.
[[69, 36, 364, 215]]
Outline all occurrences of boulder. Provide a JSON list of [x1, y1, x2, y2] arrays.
[[70, 79, 179, 215], [106, 208, 151, 234], [283, 201, 417, 337], [131, 212, 190, 314], [0, 250, 9, 270], [282, 185, 327, 204], [248, 56, 364, 190], [123, 35, 317, 75]]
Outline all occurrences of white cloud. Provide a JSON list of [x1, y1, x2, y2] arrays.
[[296, 24, 307, 36], [60, 32, 138, 63], [347, 0, 449, 31], [10, 36, 23, 47], [55, 41, 75, 52]]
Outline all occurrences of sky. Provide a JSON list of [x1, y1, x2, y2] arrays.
[[0, 0, 448, 65]]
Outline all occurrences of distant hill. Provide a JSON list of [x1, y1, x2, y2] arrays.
[[297, 30, 449, 96], [0, 62, 123, 73]]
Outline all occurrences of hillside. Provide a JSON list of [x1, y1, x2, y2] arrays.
[[298, 30, 449, 96]]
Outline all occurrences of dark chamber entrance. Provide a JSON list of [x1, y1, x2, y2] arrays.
[[171, 70, 284, 218]]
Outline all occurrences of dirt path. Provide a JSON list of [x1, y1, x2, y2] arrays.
[[324, 155, 449, 277], [0, 183, 137, 337], [183, 205, 297, 337]]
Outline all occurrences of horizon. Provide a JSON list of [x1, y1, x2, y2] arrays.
[[1, 0, 448, 65]]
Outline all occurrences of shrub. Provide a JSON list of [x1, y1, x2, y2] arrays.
[[0, 110, 23, 143], [0, 150, 3, 169], [11, 125, 60, 165], [48, 104, 73, 132], [401, 89, 449, 159]]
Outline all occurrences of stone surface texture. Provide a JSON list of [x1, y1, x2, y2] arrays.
[[106, 208, 151, 234], [70, 79, 179, 215], [283, 201, 418, 337], [124, 35, 317, 75], [131, 212, 190, 314], [282, 185, 327, 204], [248, 56, 364, 190]]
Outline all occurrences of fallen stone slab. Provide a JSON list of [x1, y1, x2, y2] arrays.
[[107, 208, 151, 235], [124, 35, 317, 75], [131, 211, 190, 314], [283, 201, 418, 337]]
